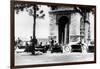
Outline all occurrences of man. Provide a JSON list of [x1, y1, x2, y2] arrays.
[[30, 36, 38, 55], [51, 38, 54, 46], [50, 38, 54, 51]]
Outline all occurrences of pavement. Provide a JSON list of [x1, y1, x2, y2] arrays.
[[15, 51, 94, 66]]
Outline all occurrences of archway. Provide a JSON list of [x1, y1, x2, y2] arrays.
[[58, 16, 69, 44]]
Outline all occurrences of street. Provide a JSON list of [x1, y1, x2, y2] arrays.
[[15, 51, 94, 65]]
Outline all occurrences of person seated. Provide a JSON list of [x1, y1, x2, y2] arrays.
[[39, 42, 42, 47]]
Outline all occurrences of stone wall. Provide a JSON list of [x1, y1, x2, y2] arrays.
[[69, 13, 82, 42]]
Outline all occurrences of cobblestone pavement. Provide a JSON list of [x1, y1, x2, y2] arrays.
[[15, 51, 94, 65]]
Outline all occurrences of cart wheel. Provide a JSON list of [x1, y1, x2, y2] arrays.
[[81, 46, 88, 53], [64, 46, 70, 52]]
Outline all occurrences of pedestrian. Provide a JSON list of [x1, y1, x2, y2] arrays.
[[39, 42, 42, 47], [51, 38, 54, 46], [30, 36, 33, 46], [25, 41, 29, 52], [17, 37, 22, 48], [29, 36, 38, 55], [50, 38, 54, 50]]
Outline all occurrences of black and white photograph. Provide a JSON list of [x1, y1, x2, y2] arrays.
[[11, 1, 96, 68]]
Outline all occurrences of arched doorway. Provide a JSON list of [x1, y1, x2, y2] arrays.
[[58, 16, 69, 45]]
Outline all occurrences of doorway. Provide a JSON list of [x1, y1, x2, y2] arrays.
[[58, 16, 69, 45]]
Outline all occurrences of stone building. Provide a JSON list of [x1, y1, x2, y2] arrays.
[[49, 6, 93, 45]]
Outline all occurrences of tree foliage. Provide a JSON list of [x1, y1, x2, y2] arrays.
[[14, 3, 45, 18]]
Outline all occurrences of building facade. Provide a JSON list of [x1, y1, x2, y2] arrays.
[[49, 6, 91, 46]]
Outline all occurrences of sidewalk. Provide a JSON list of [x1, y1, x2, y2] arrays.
[[15, 51, 94, 65]]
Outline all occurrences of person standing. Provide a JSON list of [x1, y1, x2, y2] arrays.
[[30, 36, 38, 55], [50, 38, 54, 51]]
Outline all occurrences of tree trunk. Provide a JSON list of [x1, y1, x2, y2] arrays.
[[31, 5, 37, 55]]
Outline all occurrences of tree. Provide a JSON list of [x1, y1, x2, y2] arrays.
[[14, 3, 45, 55]]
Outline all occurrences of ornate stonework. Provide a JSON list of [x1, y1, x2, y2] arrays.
[[49, 7, 91, 45]]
